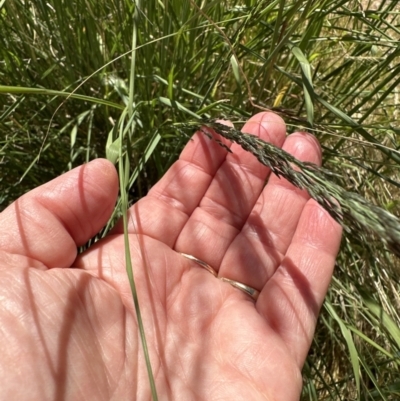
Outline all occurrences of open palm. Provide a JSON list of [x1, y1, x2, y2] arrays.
[[0, 112, 341, 400]]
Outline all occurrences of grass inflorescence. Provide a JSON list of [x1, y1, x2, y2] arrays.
[[202, 120, 400, 258]]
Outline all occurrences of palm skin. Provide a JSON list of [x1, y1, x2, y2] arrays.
[[0, 112, 342, 400]]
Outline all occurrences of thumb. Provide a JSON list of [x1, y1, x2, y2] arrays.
[[0, 159, 118, 269]]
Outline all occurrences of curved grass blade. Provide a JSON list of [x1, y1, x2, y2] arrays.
[[0, 85, 124, 110]]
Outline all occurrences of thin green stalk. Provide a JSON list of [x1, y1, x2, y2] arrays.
[[118, 116, 158, 401], [122, 1, 158, 399], [128, 0, 139, 117]]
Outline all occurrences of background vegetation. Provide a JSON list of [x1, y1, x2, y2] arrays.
[[1, 0, 400, 399]]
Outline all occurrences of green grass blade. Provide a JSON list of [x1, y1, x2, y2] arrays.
[[290, 46, 314, 126], [159, 97, 201, 119], [326, 301, 361, 398], [360, 290, 400, 350], [0, 86, 124, 110]]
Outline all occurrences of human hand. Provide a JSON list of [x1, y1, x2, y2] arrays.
[[0, 112, 342, 400]]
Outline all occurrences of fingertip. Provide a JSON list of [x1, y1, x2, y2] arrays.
[[91, 158, 119, 185], [242, 112, 287, 146], [249, 111, 286, 126], [284, 132, 322, 166], [82, 158, 119, 206], [61, 158, 119, 245]]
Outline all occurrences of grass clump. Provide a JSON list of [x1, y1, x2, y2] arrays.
[[1, 0, 400, 399]]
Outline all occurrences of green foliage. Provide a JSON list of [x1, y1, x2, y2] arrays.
[[1, 0, 400, 399]]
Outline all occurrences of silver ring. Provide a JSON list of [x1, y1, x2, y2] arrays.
[[179, 252, 218, 277], [219, 277, 260, 301]]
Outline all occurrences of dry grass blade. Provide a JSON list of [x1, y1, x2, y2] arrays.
[[203, 121, 400, 258]]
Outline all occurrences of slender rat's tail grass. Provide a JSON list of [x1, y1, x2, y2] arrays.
[[196, 120, 400, 258]]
